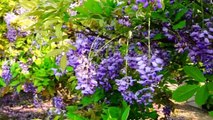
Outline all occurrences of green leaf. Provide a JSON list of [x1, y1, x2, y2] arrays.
[[172, 20, 186, 30], [209, 111, 213, 118], [16, 84, 22, 93], [10, 63, 20, 73], [121, 106, 130, 120], [53, 115, 61, 120], [66, 106, 78, 113], [0, 78, 6, 87], [93, 89, 104, 102], [46, 49, 63, 57], [183, 66, 206, 82], [67, 113, 87, 120], [37, 86, 43, 93], [66, 66, 73, 72], [10, 80, 20, 87], [195, 85, 209, 106], [174, 8, 188, 22], [172, 84, 199, 102], [108, 107, 121, 118], [63, 12, 70, 22], [80, 96, 93, 106], [55, 24, 63, 39], [207, 82, 213, 91], [60, 54, 67, 72], [80, 89, 104, 106]]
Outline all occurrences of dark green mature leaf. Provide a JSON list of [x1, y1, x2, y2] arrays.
[[60, 54, 67, 72], [174, 8, 188, 22], [121, 106, 130, 120], [172, 84, 199, 102], [172, 20, 186, 30], [195, 85, 209, 106], [183, 66, 206, 82], [80, 89, 104, 106], [209, 111, 213, 118], [207, 82, 213, 91]]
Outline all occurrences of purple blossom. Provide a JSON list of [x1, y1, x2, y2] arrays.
[[115, 76, 135, 92], [97, 52, 124, 91], [163, 106, 172, 117], [23, 83, 36, 93], [75, 56, 98, 95], [118, 16, 131, 27], [1, 63, 12, 85], [6, 27, 17, 42], [33, 94, 41, 108], [53, 96, 64, 110], [132, 5, 138, 11]]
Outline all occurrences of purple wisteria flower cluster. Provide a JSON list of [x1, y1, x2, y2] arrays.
[[163, 18, 213, 74], [4, 13, 18, 42], [115, 76, 135, 104], [189, 19, 213, 74], [4, 10, 29, 42], [97, 52, 124, 91], [114, 43, 169, 105], [23, 83, 36, 93], [75, 56, 98, 95], [135, 0, 163, 9], [118, 16, 131, 27], [1, 62, 12, 85], [53, 96, 64, 110], [56, 33, 105, 95], [23, 82, 39, 107]]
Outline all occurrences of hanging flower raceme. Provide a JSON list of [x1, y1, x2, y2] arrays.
[[4, 12, 29, 42], [75, 56, 98, 95], [135, 0, 163, 9], [23, 83, 36, 93], [1, 62, 12, 85], [122, 43, 169, 105], [97, 52, 124, 91]]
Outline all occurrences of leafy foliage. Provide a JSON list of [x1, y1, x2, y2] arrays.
[[0, 0, 213, 119]]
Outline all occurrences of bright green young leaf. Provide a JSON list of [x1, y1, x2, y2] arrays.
[[16, 84, 22, 93], [108, 107, 121, 118], [10, 80, 20, 87], [55, 24, 63, 40], [183, 66, 206, 82], [46, 49, 63, 57], [172, 84, 199, 102], [37, 86, 43, 93], [172, 20, 186, 30], [67, 113, 87, 120], [60, 54, 67, 72], [53, 115, 61, 120], [66, 66, 74, 72], [121, 105, 130, 120], [66, 106, 78, 113], [195, 85, 209, 106], [0, 78, 6, 87]]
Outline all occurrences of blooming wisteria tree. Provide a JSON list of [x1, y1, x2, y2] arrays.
[[0, 0, 213, 119]]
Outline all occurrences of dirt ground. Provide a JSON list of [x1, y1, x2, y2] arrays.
[[170, 103, 212, 120], [0, 92, 212, 120]]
